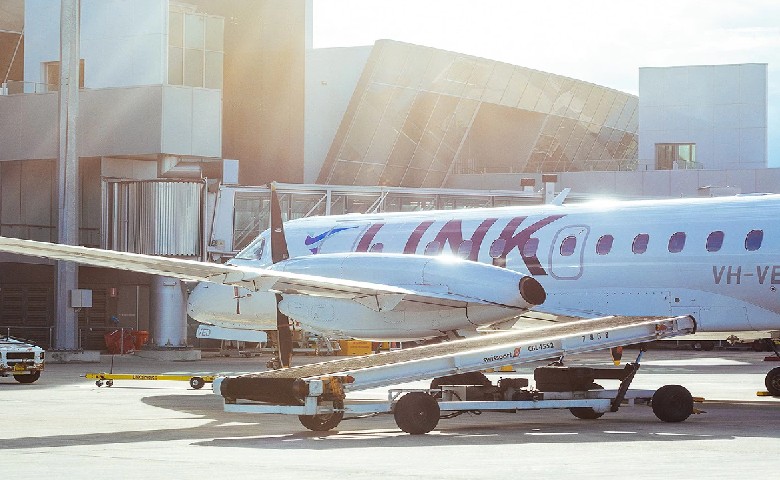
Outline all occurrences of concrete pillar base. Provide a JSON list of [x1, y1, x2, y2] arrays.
[[47, 350, 102, 363], [134, 348, 201, 361]]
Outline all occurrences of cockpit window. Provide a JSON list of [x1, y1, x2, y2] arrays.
[[235, 236, 266, 260]]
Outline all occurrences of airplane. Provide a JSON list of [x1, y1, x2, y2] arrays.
[[0, 186, 779, 394]]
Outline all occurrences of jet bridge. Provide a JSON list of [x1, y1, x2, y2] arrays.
[[214, 315, 698, 434]]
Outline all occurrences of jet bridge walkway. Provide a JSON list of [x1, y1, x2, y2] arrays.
[[214, 315, 698, 434]]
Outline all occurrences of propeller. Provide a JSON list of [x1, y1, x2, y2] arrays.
[[270, 183, 293, 368]]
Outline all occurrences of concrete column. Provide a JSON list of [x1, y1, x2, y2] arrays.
[[150, 276, 188, 347], [55, 0, 80, 350]]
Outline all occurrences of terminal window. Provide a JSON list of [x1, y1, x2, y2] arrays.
[[655, 143, 697, 170]]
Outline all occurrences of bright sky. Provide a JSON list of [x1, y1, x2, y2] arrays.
[[313, 0, 780, 166]]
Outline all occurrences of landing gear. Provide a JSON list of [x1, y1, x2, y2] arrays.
[[393, 392, 440, 435], [651, 384, 694, 422], [765, 367, 780, 396]]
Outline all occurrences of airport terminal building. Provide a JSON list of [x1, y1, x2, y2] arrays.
[[0, 0, 773, 351]]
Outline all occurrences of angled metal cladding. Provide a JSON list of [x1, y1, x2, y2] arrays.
[[317, 40, 639, 188]]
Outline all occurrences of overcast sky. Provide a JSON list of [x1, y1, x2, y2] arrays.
[[313, 0, 780, 167]]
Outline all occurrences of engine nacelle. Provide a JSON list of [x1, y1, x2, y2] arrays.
[[269, 252, 545, 309]]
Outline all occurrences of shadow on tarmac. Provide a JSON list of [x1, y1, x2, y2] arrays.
[[2, 391, 777, 452]]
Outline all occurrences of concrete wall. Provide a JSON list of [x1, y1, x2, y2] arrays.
[[304, 46, 371, 183], [25, 0, 168, 89], [639, 64, 768, 171], [0, 85, 221, 161]]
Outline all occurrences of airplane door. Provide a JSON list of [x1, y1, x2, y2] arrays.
[[548, 225, 590, 280]]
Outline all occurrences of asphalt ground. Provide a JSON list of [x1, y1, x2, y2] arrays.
[[1, 348, 778, 479]]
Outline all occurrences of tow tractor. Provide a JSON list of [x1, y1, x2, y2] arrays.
[[214, 315, 700, 434], [0, 335, 45, 384]]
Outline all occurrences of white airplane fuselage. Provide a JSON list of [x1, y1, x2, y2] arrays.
[[187, 194, 780, 339]]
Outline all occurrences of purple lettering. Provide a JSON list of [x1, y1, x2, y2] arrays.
[[356, 223, 384, 252], [493, 215, 564, 275], [404, 220, 434, 254], [432, 218, 498, 261]]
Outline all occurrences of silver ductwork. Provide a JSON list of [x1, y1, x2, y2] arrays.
[[103, 179, 203, 256]]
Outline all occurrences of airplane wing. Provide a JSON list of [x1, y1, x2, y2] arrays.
[[0, 236, 412, 298], [0, 236, 531, 312]]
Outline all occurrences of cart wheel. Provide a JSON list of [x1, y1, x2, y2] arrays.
[[189, 377, 206, 389], [96, 380, 103, 387], [393, 392, 440, 435], [106, 380, 114, 387], [766, 367, 780, 396], [13, 371, 41, 384], [652, 385, 693, 422], [569, 383, 604, 420], [298, 399, 344, 432]]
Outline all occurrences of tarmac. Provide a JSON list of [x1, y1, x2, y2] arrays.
[[1, 348, 778, 479]]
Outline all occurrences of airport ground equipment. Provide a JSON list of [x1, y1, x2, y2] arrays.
[[0, 336, 45, 384], [85, 372, 216, 389], [214, 315, 698, 434]]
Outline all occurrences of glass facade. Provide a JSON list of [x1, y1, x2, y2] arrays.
[[168, 4, 224, 89], [318, 40, 639, 188]]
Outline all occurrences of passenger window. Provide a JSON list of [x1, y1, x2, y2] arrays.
[[489, 239, 506, 258], [706, 231, 724, 252], [560, 235, 577, 256], [596, 235, 613, 255], [632, 233, 649, 254], [521, 238, 539, 257], [745, 230, 763, 251], [457, 240, 473, 258], [668, 232, 686, 253], [369, 243, 384, 253], [424, 241, 441, 256]]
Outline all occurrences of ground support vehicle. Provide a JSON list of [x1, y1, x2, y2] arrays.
[[0, 336, 45, 384], [214, 315, 699, 434]]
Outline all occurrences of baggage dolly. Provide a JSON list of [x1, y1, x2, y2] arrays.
[[214, 315, 699, 434]]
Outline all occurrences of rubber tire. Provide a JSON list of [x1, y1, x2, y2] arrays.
[[765, 367, 780, 396], [569, 383, 605, 420], [106, 380, 114, 387], [652, 384, 693, 422], [190, 377, 206, 389], [298, 400, 344, 432], [13, 371, 41, 384], [394, 392, 440, 435]]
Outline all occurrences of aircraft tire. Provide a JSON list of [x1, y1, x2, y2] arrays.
[[765, 367, 780, 396], [651, 384, 693, 422], [298, 400, 344, 432], [569, 383, 605, 420], [13, 371, 40, 384], [393, 392, 440, 435]]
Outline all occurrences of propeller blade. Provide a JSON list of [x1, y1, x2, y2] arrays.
[[275, 293, 293, 368], [270, 183, 289, 264], [270, 183, 292, 367]]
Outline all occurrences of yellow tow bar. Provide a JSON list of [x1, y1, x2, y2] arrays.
[[84, 372, 216, 389]]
